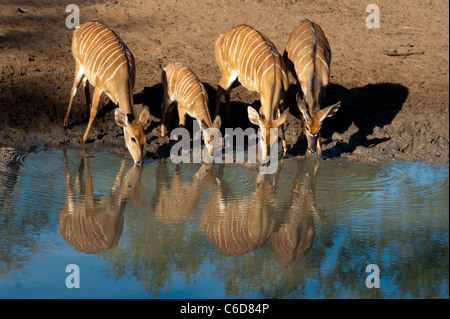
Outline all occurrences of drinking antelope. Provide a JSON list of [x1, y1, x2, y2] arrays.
[[64, 20, 149, 165], [283, 19, 341, 156], [214, 24, 290, 161], [161, 63, 221, 155]]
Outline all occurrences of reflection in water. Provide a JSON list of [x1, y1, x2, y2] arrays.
[[200, 165, 279, 256], [0, 148, 448, 298], [0, 148, 20, 215], [154, 162, 216, 224], [271, 159, 326, 266], [59, 150, 143, 254], [149, 157, 325, 264]]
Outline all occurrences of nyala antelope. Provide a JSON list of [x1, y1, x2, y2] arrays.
[[283, 19, 341, 156], [215, 24, 289, 161], [64, 21, 149, 165], [161, 63, 222, 155]]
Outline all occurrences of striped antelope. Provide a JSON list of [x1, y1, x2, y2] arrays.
[[155, 163, 216, 224], [200, 166, 279, 256], [283, 19, 341, 156], [214, 24, 289, 161], [59, 150, 143, 253], [161, 63, 221, 155], [64, 21, 149, 165]]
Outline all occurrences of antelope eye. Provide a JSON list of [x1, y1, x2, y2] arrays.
[[305, 125, 311, 131], [131, 137, 137, 143]]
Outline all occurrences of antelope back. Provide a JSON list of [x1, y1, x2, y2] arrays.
[[73, 21, 135, 103], [284, 19, 331, 110], [215, 25, 289, 118], [162, 63, 213, 127]]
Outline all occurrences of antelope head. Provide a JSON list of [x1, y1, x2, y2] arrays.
[[248, 106, 289, 162], [296, 93, 340, 154], [115, 106, 150, 166], [200, 115, 222, 156]]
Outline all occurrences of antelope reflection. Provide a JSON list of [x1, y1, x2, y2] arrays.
[[154, 162, 217, 224], [200, 165, 280, 256], [59, 150, 143, 253], [199, 159, 325, 266], [271, 159, 325, 266]]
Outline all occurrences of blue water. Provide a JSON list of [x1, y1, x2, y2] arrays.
[[0, 147, 448, 298]]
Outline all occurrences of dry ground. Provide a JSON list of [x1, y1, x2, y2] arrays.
[[0, 0, 448, 165]]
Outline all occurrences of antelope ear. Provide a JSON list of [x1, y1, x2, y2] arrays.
[[200, 119, 209, 131], [115, 108, 128, 127], [296, 93, 311, 122], [213, 115, 222, 129], [319, 101, 341, 123], [247, 106, 261, 126], [139, 105, 150, 125]]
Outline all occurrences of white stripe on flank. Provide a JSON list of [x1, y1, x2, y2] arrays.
[[173, 66, 186, 94], [235, 30, 253, 64], [104, 60, 127, 84], [229, 29, 242, 61], [295, 46, 313, 66], [316, 54, 330, 70], [291, 36, 313, 59], [252, 45, 269, 80], [94, 45, 121, 79], [80, 25, 101, 56], [77, 23, 97, 45], [233, 30, 245, 63], [98, 52, 124, 80], [290, 27, 311, 51], [180, 80, 197, 98], [298, 59, 313, 78], [185, 91, 203, 109], [260, 61, 274, 82], [85, 34, 115, 68], [85, 41, 116, 81], [176, 72, 192, 97], [240, 34, 263, 77], [84, 28, 109, 59], [255, 54, 272, 79], [184, 84, 200, 102], [89, 38, 117, 75]]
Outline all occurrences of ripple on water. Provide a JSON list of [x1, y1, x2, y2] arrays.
[[315, 159, 449, 215]]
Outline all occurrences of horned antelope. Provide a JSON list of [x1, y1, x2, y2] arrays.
[[214, 24, 290, 161], [283, 19, 341, 156], [161, 63, 221, 155], [64, 20, 149, 165]]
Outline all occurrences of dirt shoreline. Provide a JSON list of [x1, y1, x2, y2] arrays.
[[0, 0, 448, 166]]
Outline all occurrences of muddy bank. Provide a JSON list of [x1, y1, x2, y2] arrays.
[[0, 0, 448, 166]]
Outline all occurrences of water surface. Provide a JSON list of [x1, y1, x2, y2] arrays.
[[0, 147, 448, 298]]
